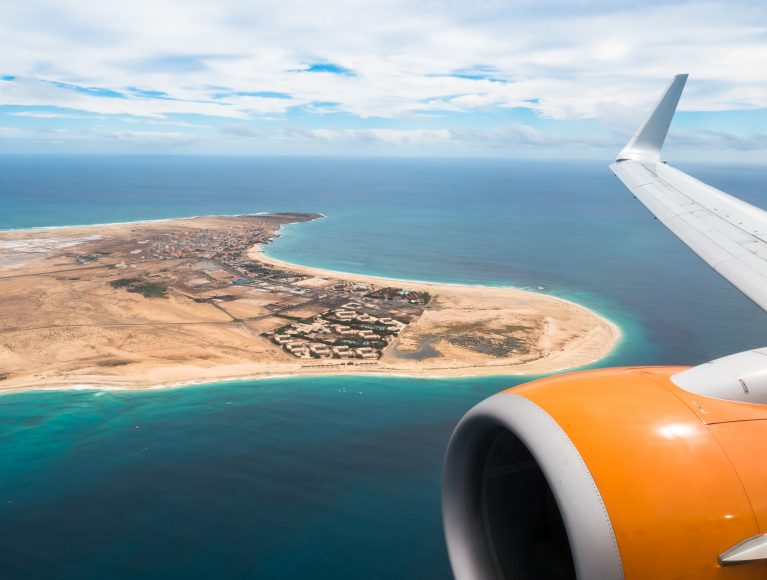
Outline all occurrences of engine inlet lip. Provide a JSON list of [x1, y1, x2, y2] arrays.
[[441, 392, 624, 580]]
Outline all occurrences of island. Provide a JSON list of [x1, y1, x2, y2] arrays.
[[0, 213, 620, 391]]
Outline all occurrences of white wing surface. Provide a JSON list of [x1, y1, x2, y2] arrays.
[[610, 75, 767, 312]]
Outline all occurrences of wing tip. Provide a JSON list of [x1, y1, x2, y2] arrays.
[[616, 74, 688, 163]]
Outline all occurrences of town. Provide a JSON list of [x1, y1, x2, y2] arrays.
[[80, 215, 432, 361]]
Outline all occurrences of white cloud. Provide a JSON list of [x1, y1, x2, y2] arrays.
[[0, 0, 766, 157], [298, 127, 453, 145], [0, 77, 250, 119], [668, 128, 767, 151], [0, 127, 24, 138], [10, 111, 105, 119], [218, 122, 606, 151], [97, 130, 197, 145], [1, 1, 765, 120]]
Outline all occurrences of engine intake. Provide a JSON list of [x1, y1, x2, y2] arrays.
[[442, 392, 623, 579]]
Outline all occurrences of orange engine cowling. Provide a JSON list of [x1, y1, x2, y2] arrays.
[[442, 367, 767, 579]]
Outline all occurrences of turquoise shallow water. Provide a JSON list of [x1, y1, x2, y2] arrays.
[[1, 155, 766, 578], [1, 377, 520, 579]]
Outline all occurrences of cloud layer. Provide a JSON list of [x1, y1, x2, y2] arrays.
[[1, 0, 766, 158]]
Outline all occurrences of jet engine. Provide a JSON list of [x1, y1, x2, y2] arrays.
[[442, 361, 767, 579]]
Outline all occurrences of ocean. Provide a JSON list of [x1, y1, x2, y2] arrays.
[[1, 155, 766, 578]]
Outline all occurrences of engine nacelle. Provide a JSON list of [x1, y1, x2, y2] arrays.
[[442, 367, 767, 579]]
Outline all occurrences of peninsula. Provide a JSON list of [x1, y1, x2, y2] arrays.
[[0, 214, 620, 391]]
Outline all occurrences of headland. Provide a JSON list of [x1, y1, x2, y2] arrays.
[[0, 214, 620, 391]]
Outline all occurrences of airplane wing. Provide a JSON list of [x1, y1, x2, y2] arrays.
[[610, 74, 767, 312]]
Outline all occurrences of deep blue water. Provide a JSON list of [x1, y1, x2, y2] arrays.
[[1, 155, 766, 579]]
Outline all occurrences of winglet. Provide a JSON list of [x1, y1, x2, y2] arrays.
[[616, 74, 688, 163]]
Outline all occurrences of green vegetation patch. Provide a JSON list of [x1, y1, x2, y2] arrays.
[[128, 283, 168, 298], [241, 262, 273, 274], [240, 261, 306, 282], [110, 278, 142, 288], [110, 278, 168, 298]]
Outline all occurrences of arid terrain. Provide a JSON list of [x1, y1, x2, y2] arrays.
[[0, 214, 620, 391]]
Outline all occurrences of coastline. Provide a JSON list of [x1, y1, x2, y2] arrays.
[[256, 243, 624, 333], [0, 212, 325, 234], [0, 214, 621, 393]]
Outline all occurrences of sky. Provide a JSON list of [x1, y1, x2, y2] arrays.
[[1, 0, 766, 161]]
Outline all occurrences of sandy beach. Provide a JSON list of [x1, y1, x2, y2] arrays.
[[0, 214, 620, 392]]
